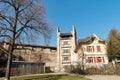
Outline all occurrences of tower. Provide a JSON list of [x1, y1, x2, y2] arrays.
[[57, 25, 76, 72]]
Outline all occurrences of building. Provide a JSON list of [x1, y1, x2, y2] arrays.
[[75, 33, 108, 68], [0, 26, 109, 73], [57, 25, 77, 72]]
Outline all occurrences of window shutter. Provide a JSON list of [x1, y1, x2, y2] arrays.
[[92, 46, 94, 52], [86, 46, 88, 51], [96, 57, 98, 63], [94, 57, 96, 63], [102, 56, 105, 63], [94, 57, 98, 63], [97, 46, 101, 52]]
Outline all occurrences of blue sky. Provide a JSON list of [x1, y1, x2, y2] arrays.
[[42, 0, 120, 46]]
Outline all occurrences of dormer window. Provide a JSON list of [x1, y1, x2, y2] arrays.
[[91, 37, 94, 41]]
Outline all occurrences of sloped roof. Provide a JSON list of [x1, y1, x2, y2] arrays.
[[75, 33, 106, 53], [78, 33, 105, 43]]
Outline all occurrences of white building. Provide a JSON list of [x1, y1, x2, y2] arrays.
[[75, 33, 108, 68], [57, 26, 77, 72]]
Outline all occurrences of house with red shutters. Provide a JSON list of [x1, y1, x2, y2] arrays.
[[75, 33, 108, 68]]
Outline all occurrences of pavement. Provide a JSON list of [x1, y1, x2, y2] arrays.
[[50, 72, 120, 80], [25, 72, 120, 80]]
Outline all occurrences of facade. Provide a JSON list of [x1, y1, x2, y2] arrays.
[[57, 26, 77, 72], [75, 33, 108, 68]]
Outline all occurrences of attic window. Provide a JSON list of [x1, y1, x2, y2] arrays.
[[91, 37, 94, 41]]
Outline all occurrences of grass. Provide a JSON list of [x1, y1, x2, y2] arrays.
[[0, 74, 91, 80]]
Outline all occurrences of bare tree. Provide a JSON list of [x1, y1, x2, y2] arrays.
[[0, 0, 52, 80]]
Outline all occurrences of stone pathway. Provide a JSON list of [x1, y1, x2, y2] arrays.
[[85, 75, 120, 80]]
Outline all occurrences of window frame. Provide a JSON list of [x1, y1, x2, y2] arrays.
[[63, 41, 69, 45], [87, 46, 92, 52], [63, 57, 69, 61], [88, 57, 94, 63], [97, 57, 102, 63], [63, 49, 70, 53]]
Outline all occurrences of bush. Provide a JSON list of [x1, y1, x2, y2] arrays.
[[71, 67, 86, 74]]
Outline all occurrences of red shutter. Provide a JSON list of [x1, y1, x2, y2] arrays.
[[102, 57, 105, 63], [94, 57, 98, 63], [94, 57, 96, 63], [86, 46, 88, 51], [92, 46, 94, 52], [97, 46, 101, 52], [96, 57, 98, 63]]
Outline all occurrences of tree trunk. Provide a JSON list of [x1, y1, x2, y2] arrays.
[[5, 33, 15, 80], [4, 5, 18, 80], [5, 48, 13, 80]]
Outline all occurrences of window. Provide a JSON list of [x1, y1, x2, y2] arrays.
[[87, 46, 94, 52], [63, 57, 68, 61], [63, 41, 69, 45], [97, 57, 102, 63], [96, 46, 101, 52], [88, 57, 93, 63], [87, 46, 92, 52], [90, 57, 94, 63], [63, 49, 70, 53]]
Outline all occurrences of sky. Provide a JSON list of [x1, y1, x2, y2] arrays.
[[42, 0, 120, 46]]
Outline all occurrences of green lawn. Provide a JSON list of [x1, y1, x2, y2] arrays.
[[0, 75, 91, 80]]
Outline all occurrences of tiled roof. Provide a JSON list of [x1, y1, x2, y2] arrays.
[[78, 37, 91, 43], [75, 34, 106, 53], [78, 34, 105, 43]]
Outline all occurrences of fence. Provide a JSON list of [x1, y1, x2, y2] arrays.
[[11, 61, 45, 76], [0, 61, 45, 76]]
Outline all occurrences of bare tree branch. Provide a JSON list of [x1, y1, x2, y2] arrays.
[[0, 0, 52, 80]]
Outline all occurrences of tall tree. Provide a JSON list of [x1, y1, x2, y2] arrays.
[[0, 0, 52, 80], [107, 28, 120, 61]]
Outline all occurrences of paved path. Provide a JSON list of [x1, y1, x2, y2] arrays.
[[85, 75, 120, 80], [38, 73, 120, 80]]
